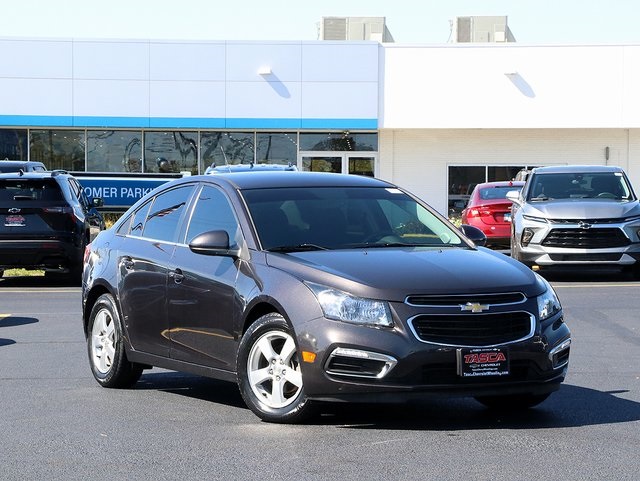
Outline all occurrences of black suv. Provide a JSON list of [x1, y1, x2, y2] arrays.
[[0, 170, 104, 280]]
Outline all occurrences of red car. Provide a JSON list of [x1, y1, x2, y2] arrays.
[[461, 181, 525, 248]]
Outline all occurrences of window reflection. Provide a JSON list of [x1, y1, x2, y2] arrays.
[[201, 132, 254, 169], [144, 131, 198, 174], [299, 132, 377, 151], [0, 129, 28, 160], [30, 130, 85, 171], [87, 130, 142, 172], [348, 157, 375, 177], [256, 132, 297, 164], [302, 156, 341, 173]]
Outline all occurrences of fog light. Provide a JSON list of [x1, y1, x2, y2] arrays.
[[521, 228, 535, 246]]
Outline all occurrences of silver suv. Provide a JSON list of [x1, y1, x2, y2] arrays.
[[507, 165, 640, 273]]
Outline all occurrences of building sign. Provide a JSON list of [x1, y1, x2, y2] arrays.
[[73, 172, 185, 209]]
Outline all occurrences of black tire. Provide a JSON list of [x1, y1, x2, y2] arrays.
[[87, 293, 143, 388], [237, 313, 314, 423], [474, 393, 551, 410]]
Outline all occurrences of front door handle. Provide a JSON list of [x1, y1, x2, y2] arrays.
[[169, 269, 184, 284], [122, 256, 134, 270]]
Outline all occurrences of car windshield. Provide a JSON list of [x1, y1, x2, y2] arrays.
[[527, 173, 633, 201], [478, 186, 520, 200], [242, 186, 464, 251]]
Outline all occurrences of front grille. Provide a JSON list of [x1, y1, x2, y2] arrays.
[[406, 292, 525, 307], [548, 253, 622, 262], [548, 218, 623, 224], [542, 228, 629, 248], [410, 311, 533, 347]]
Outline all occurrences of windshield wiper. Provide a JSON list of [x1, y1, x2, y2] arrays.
[[531, 195, 551, 201], [267, 243, 329, 252], [346, 242, 442, 249]]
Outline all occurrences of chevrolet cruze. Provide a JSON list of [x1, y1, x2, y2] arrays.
[[82, 172, 570, 423]]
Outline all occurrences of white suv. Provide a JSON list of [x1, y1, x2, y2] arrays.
[[507, 165, 640, 274]]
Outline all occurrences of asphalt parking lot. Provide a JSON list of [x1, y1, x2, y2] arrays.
[[0, 270, 639, 481]]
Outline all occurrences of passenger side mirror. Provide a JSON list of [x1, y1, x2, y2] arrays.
[[92, 197, 104, 208], [189, 230, 239, 258], [506, 190, 521, 205], [460, 224, 487, 247]]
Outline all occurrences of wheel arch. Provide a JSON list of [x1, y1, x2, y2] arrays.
[[83, 283, 117, 337], [241, 299, 287, 336]]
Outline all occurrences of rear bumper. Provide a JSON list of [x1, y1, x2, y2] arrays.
[[0, 238, 81, 270]]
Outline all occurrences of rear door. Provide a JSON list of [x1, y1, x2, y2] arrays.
[[117, 184, 196, 357]]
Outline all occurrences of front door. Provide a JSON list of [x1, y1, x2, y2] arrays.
[[298, 152, 376, 177]]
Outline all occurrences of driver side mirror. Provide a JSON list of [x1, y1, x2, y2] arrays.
[[460, 224, 487, 247], [506, 190, 521, 205]]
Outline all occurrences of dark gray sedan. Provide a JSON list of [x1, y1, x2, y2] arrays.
[[82, 172, 570, 423]]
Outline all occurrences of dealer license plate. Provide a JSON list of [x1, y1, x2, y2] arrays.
[[457, 347, 510, 377], [4, 215, 25, 227]]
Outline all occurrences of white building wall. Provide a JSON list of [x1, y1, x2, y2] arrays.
[[379, 128, 638, 214], [0, 38, 379, 129], [382, 44, 640, 129]]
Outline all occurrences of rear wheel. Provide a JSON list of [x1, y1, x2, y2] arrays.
[[87, 293, 143, 388], [237, 313, 313, 423], [474, 393, 550, 410]]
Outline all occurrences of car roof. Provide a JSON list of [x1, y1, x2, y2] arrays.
[[0, 170, 69, 180], [205, 163, 297, 174], [190, 171, 392, 190], [0, 160, 46, 172], [531, 165, 625, 174]]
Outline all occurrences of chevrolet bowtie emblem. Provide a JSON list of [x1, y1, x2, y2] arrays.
[[460, 302, 489, 313], [8, 208, 20, 214]]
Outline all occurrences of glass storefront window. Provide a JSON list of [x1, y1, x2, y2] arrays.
[[256, 132, 297, 164], [144, 131, 198, 174], [0, 129, 28, 160], [201, 132, 254, 169], [302, 156, 342, 173], [87, 130, 142, 172], [488, 166, 526, 182], [299, 132, 377, 151], [30, 130, 85, 171], [348, 157, 375, 177]]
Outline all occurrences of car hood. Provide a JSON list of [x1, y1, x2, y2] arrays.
[[265, 247, 543, 302], [522, 199, 640, 219]]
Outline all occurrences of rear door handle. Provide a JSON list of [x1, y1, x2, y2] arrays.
[[169, 269, 184, 284]]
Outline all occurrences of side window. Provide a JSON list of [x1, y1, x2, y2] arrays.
[[142, 185, 194, 243], [186, 185, 239, 247], [69, 178, 88, 208], [128, 202, 152, 237]]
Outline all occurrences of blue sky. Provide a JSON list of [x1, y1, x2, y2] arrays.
[[3, 0, 640, 44]]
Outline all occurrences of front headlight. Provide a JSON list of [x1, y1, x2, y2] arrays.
[[305, 282, 393, 327], [535, 274, 562, 320], [523, 214, 548, 224]]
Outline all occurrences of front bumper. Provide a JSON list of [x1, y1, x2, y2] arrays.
[[514, 220, 640, 266], [295, 307, 570, 403]]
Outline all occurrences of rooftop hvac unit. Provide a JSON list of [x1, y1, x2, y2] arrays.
[[455, 16, 513, 43], [320, 16, 394, 42]]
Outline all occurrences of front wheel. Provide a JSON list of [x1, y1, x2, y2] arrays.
[[474, 393, 551, 410], [87, 293, 143, 388], [237, 313, 313, 423]]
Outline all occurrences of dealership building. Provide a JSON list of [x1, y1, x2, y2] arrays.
[[2, 17, 640, 214]]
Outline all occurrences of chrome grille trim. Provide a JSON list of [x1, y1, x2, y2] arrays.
[[405, 292, 526, 308], [408, 311, 536, 348]]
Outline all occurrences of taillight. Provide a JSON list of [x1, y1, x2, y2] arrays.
[[43, 206, 77, 222], [43, 206, 73, 214], [83, 243, 92, 264]]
